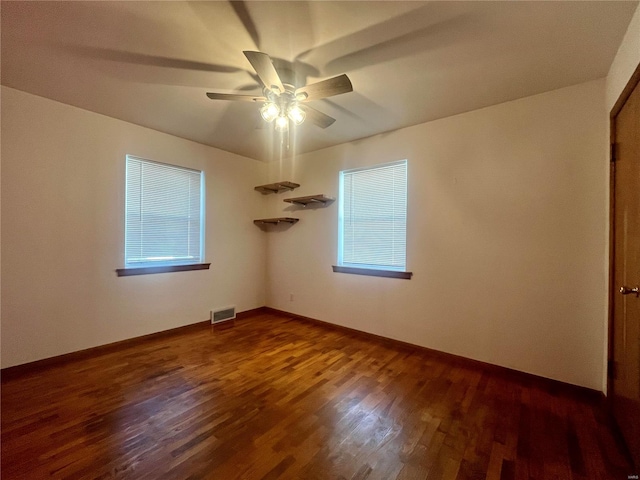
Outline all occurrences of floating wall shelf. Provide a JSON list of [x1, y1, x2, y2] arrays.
[[253, 217, 299, 226], [254, 181, 300, 195], [283, 194, 335, 207]]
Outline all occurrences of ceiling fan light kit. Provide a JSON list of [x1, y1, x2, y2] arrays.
[[275, 114, 289, 132], [206, 51, 352, 132], [260, 98, 306, 131], [260, 102, 280, 122], [287, 104, 306, 125]]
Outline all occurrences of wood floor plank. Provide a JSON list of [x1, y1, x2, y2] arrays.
[[1, 312, 634, 479]]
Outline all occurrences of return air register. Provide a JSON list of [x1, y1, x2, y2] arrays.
[[211, 306, 236, 324]]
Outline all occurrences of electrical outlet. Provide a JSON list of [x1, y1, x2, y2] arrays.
[[289, 293, 294, 302]]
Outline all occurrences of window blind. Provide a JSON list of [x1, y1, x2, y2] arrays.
[[339, 160, 407, 271], [125, 156, 204, 267]]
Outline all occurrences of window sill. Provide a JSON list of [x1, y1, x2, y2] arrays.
[[332, 265, 412, 279], [116, 263, 210, 277]]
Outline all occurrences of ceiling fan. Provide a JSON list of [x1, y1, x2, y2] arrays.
[[206, 51, 353, 131]]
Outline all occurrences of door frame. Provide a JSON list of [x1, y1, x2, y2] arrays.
[[607, 60, 640, 399]]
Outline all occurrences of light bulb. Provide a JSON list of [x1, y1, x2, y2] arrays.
[[287, 104, 306, 125], [275, 115, 289, 131], [260, 102, 280, 122]]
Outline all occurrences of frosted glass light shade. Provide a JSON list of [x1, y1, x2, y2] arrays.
[[260, 103, 280, 122], [275, 115, 289, 131], [287, 104, 306, 125]]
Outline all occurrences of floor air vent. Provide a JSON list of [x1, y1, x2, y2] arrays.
[[211, 306, 236, 324]]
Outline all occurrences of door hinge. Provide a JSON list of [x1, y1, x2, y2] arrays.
[[608, 359, 617, 379], [610, 143, 617, 163]]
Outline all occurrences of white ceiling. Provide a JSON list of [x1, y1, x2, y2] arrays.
[[2, 1, 637, 161]]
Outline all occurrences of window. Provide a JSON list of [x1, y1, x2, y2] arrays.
[[118, 155, 207, 276], [335, 160, 411, 279]]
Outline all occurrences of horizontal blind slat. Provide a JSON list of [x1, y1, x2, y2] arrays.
[[125, 156, 203, 267], [341, 160, 407, 270]]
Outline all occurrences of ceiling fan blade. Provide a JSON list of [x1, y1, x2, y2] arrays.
[[301, 105, 336, 129], [243, 51, 285, 94], [295, 74, 352, 102], [206, 92, 266, 102]]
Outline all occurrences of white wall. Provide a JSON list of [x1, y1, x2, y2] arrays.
[[266, 79, 608, 391], [1, 87, 267, 368], [606, 3, 640, 111]]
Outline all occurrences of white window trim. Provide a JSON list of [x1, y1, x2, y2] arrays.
[[117, 155, 208, 277]]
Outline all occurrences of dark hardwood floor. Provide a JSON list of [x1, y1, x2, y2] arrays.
[[1, 311, 633, 479]]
